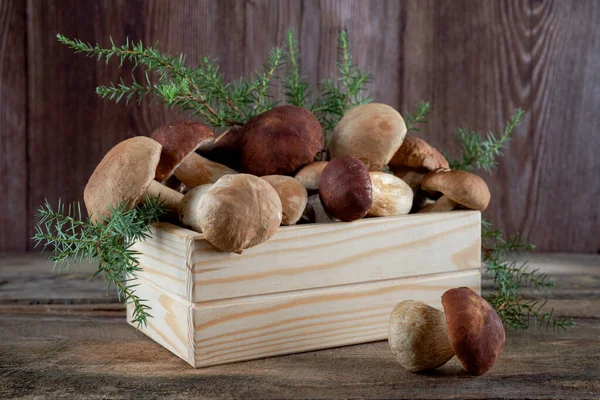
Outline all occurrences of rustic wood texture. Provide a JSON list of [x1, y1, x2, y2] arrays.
[[133, 211, 481, 302], [129, 213, 481, 367], [2, 0, 599, 252], [1, 253, 599, 398], [0, 0, 27, 251]]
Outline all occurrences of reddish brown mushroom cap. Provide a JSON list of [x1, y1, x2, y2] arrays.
[[151, 121, 214, 182], [389, 136, 449, 171], [442, 287, 506, 375], [202, 127, 245, 170], [319, 156, 373, 222], [240, 106, 323, 176]]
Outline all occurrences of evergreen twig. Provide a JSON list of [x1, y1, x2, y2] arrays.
[[32, 197, 165, 326], [405, 101, 432, 132], [283, 29, 311, 108]]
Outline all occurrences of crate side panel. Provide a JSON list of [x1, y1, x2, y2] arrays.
[[192, 211, 481, 301], [193, 269, 480, 367], [133, 223, 198, 300], [127, 275, 195, 367]]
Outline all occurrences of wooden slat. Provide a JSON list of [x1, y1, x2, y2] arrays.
[[132, 212, 480, 302], [191, 211, 480, 301], [0, 0, 27, 251], [129, 268, 480, 368]]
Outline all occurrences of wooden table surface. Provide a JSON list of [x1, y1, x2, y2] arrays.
[[1, 253, 599, 399]]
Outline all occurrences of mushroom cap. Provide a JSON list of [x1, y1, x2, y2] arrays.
[[421, 169, 491, 211], [389, 136, 449, 171], [151, 121, 214, 183], [294, 161, 328, 191], [240, 106, 323, 176], [328, 103, 407, 171], [84, 136, 161, 224], [262, 175, 308, 226], [442, 287, 506, 375], [319, 156, 373, 222], [388, 300, 455, 372], [368, 172, 414, 217], [196, 174, 282, 253]]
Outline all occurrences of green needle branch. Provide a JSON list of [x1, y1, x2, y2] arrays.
[[33, 197, 165, 326]]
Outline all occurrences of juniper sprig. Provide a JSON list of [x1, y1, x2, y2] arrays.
[[33, 197, 165, 326]]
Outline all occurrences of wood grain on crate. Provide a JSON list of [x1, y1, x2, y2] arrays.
[[128, 269, 480, 367], [133, 211, 481, 302]]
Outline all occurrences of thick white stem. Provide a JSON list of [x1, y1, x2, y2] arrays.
[[145, 180, 184, 211], [418, 195, 457, 213], [174, 153, 237, 188]]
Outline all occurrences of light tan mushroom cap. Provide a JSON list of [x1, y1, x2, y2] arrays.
[[196, 174, 282, 253], [421, 169, 491, 211], [328, 103, 407, 171], [368, 172, 413, 217], [388, 300, 455, 372], [84, 136, 161, 224], [389, 136, 449, 171], [294, 161, 328, 191], [261, 175, 308, 226]]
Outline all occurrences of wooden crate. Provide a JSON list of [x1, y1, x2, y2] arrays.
[[128, 210, 482, 367]]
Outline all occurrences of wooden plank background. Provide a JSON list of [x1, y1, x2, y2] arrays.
[[1, 0, 599, 252]]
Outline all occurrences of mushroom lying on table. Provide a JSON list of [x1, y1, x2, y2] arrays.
[[442, 287, 506, 375], [84, 136, 183, 223], [328, 103, 407, 171], [388, 288, 505, 375], [178, 174, 282, 253], [151, 121, 237, 188], [418, 169, 491, 213]]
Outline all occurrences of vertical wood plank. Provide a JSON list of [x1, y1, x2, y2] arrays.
[[527, 0, 600, 252], [0, 0, 27, 251]]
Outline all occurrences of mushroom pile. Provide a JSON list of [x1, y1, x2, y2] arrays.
[[83, 103, 492, 254]]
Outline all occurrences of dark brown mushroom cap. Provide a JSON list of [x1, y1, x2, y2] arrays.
[[83, 136, 161, 224], [442, 287, 506, 375], [421, 169, 491, 211], [151, 121, 214, 183], [318, 156, 373, 222], [240, 106, 323, 176], [389, 136, 449, 171]]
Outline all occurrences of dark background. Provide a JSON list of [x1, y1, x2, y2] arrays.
[[1, 0, 599, 253]]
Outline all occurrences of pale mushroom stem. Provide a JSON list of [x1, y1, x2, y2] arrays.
[[145, 180, 184, 211], [174, 153, 237, 189], [418, 195, 457, 213]]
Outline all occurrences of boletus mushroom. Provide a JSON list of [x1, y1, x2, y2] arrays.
[[202, 127, 245, 170], [151, 121, 237, 188], [388, 300, 455, 372], [328, 103, 407, 171], [294, 161, 328, 191], [178, 174, 282, 253], [240, 106, 323, 176], [319, 156, 373, 222], [84, 136, 183, 224], [368, 172, 413, 217], [419, 169, 491, 213], [442, 287, 506, 375], [261, 175, 308, 226]]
